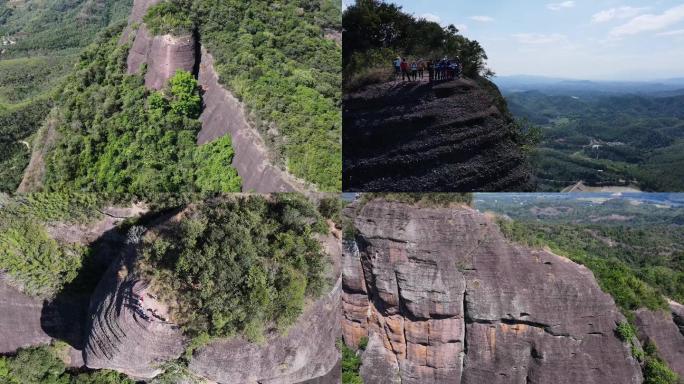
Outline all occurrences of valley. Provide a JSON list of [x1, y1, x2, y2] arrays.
[[498, 79, 684, 192]]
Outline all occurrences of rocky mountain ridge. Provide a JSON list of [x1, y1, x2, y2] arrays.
[[121, 0, 307, 193]]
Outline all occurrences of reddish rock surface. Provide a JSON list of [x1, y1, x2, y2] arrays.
[[343, 199, 643, 384]]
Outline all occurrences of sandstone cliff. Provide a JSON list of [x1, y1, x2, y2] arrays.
[[83, 236, 185, 379], [343, 199, 643, 384], [343, 79, 534, 192], [634, 300, 684, 377], [197, 48, 307, 193], [188, 229, 342, 384], [123, 0, 195, 91]]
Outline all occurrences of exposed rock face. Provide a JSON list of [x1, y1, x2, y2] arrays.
[[197, 47, 307, 193], [188, 231, 342, 384], [634, 301, 684, 377], [123, 0, 196, 91], [127, 28, 196, 91], [119, 0, 161, 43], [84, 255, 185, 379], [343, 79, 534, 191], [343, 199, 642, 384], [0, 277, 52, 353]]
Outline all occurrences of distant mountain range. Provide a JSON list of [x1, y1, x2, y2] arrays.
[[494, 75, 684, 96]]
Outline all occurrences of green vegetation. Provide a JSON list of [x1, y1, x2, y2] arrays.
[[498, 219, 678, 311], [137, 194, 330, 341], [0, 344, 134, 384], [143, 1, 193, 36], [643, 342, 680, 384], [339, 340, 363, 384], [506, 91, 684, 191], [43, 27, 240, 194], [0, 193, 107, 297], [360, 193, 474, 208], [192, 0, 342, 190], [343, 0, 492, 88], [0, 0, 133, 192]]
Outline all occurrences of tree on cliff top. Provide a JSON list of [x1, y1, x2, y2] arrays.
[[343, 0, 492, 84]]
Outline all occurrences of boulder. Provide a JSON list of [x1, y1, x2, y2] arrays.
[[0, 277, 52, 354]]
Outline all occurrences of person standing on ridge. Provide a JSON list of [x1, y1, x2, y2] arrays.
[[427, 60, 434, 83], [418, 60, 425, 80], [400, 58, 410, 81], [410, 61, 418, 81], [393, 56, 401, 80]]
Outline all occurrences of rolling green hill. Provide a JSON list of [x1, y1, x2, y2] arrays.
[[0, 0, 133, 192], [506, 91, 684, 191]]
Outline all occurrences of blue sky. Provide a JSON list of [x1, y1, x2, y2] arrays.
[[342, 0, 684, 80]]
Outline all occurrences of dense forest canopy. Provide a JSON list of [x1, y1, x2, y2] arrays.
[[0, 343, 135, 384], [0, 193, 106, 298], [0, 0, 133, 192], [137, 194, 333, 343], [42, 26, 241, 195], [140, 0, 342, 191], [342, 0, 491, 86]]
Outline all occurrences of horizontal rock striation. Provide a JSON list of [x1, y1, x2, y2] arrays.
[[634, 300, 684, 377], [197, 47, 307, 193], [83, 254, 185, 379], [343, 199, 643, 384], [343, 79, 534, 192]]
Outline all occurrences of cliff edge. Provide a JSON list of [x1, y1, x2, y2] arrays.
[[343, 79, 534, 192]]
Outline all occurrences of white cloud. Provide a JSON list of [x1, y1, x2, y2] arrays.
[[610, 4, 684, 36], [656, 29, 684, 36], [455, 24, 469, 32], [592, 6, 650, 23], [513, 33, 567, 44], [470, 15, 494, 22], [547, 1, 575, 11], [420, 13, 441, 23]]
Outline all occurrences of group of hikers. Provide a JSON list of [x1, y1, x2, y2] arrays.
[[131, 292, 168, 323], [393, 56, 463, 82]]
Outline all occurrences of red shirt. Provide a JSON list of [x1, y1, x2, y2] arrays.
[[400, 62, 408, 70]]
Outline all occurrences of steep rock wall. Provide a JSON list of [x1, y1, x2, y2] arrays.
[[343, 200, 643, 384], [197, 47, 306, 193], [634, 301, 684, 377], [126, 28, 196, 91], [123, 0, 195, 91], [188, 231, 342, 383], [343, 79, 534, 191], [83, 254, 185, 379]]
